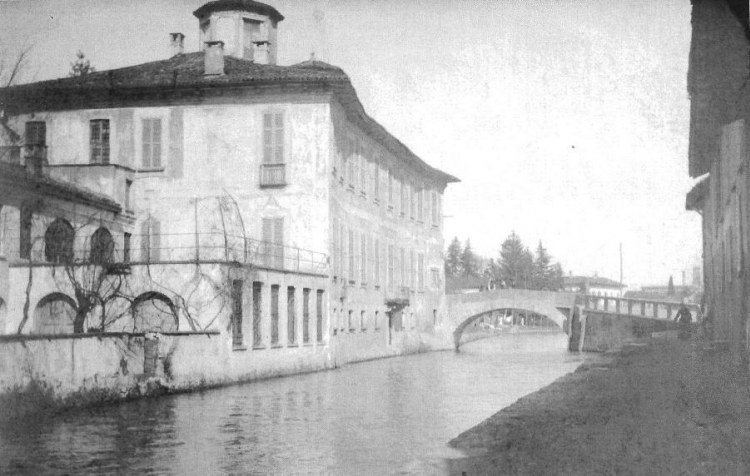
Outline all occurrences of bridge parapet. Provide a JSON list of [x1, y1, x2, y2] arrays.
[[581, 295, 701, 323]]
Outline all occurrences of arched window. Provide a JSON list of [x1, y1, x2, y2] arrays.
[[33, 293, 77, 334], [44, 219, 74, 263], [132, 292, 178, 332], [90, 227, 114, 263]]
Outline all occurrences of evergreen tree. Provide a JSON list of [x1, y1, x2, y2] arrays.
[[532, 241, 552, 290], [550, 262, 564, 291], [498, 232, 534, 288], [667, 275, 675, 297], [460, 238, 479, 277], [69, 50, 95, 77], [445, 237, 462, 278]]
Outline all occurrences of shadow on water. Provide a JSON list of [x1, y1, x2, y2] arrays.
[[0, 331, 582, 475]]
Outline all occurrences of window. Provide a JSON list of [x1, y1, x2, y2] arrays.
[[125, 179, 133, 212], [388, 244, 394, 290], [409, 249, 415, 289], [418, 253, 424, 291], [347, 137, 355, 187], [44, 218, 75, 263], [316, 290, 324, 342], [374, 238, 380, 286], [287, 286, 296, 345], [232, 280, 244, 348], [333, 218, 340, 278], [431, 268, 440, 289], [19, 207, 32, 259], [262, 217, 284, 269], [400, 247, 405, 288], [373, 157, 380, 202], [410, 182, 415, 220], [253, 282, 263, 347], [303, 288, 311, 344], [90, 119, 110, 164], [400, 177, 407, 217], [140, 217, 161, 262], [25, 121, 46, 146], [90, 227, 114, 263], [348, 229, 355, 282], [417, 185, 424, 222], [360, 233, 367, 284], [243, 18, 262, 59], [141, 118, 162, 169], [388, 166, 394, 207], [261, 112, 285, 186], [360, 310, 365, 331], [271, 285, 280, 345], [123, 232, 131, 263]]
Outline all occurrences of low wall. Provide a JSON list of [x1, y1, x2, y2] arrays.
[[576, 311, 683, 352]]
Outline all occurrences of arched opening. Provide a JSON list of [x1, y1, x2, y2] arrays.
[[453, 307, 564, 350], [90, 227, 114, 263], [33, 293, 78, 334], [131, 292, 179, 332], [45, 218, 75, 263]]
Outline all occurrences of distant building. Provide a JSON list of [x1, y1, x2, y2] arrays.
[[685, 0, 748, 355], [562, 275, 626, 297]]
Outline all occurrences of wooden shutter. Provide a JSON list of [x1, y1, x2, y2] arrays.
[[274, 113, 284, 163], [263, 114, 273, 163]]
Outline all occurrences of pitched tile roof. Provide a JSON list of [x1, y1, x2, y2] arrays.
[[0, 53, 458, 184]]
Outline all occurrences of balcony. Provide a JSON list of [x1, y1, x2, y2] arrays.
[[7, 231, 328, 275], [260, 163, 286, 188]]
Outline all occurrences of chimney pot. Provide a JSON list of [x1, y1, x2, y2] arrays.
[[170, 32, 185, 56], [204, 41, 225, 76]]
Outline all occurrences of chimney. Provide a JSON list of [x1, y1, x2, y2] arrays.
[[170, 32, 185, 56], [204, 41, 225, 76]]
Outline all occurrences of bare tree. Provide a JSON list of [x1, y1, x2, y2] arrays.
[[0, 43, 32, 87]]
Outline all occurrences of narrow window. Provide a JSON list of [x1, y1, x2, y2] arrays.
[[125, 179, 133, 212], [271, 284, 280, 345], [142, 118, 162, 169], [418, 253, 424, 291], [375, 311, 380, 330], [262, 217, 284, 269], [141, 217, 161, 262], [303, 288, 311, 343], [19, 207, 32, 259], [388, 244, 395, 290], [373, 157, 380, 202], [348, 310, 353, 330], [287, 286, 296, 345], [410, 182, 415, 220], [348, 229, 355, 282], [90, 119, 110, 164], [400, 247, 405, 288], [243, 18, 262, 59], [388, 166, 394, 207], [431, 191, 438, 226], [123, 232, 131, 263], [333, 218, 339, 278], [360, 310, 366, 331], [374, 238, 380, 285], [316, 290, 324, 342], [400, 176, 406, 216], [252, 281, 263, 347], [347, 137, 355, 186], [417, 185, 424, 222], [409, 250, 415, 289], [261, 112, 285, 186], [232, 280, 244, 348], [360, 233, 367, 284]]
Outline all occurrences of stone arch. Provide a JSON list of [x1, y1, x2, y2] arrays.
[[131, 291, 179, 332], [45, 218, 75, 263], [90, 227, 114, 263], [452, 307, 564, 350], [33, 292, 78, 334]]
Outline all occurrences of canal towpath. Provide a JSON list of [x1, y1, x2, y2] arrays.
[[448, 336, 750, 475]]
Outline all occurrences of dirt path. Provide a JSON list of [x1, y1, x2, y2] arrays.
[[447, 338, 750, 475]]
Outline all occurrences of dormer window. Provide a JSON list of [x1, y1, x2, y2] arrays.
[[243, 19, 262, 59]]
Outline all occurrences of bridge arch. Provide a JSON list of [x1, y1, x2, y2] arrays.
[[444, 289, 578, 349]]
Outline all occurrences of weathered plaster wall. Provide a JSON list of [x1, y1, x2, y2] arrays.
[[577, 311, 683, 352]]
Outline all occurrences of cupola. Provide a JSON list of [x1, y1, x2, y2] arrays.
[[193, 0, 284, 65]]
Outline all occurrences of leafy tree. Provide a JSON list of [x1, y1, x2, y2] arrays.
[[69, 50, 95, 77], [445, 236, 462, 278], [497, 231, 533, 289], [549, 262, 564, 291], [460, 238, 479, 277]]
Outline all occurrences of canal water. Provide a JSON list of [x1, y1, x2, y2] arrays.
[[0, 330, 583, 475]]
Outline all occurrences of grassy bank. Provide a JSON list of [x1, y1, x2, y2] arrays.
[[447, 338, 750, 475]]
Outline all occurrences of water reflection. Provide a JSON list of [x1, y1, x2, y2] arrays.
[[0, 331, 582, 475]]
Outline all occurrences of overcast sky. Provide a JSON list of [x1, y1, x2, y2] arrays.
[[0, 0, 699, 288]]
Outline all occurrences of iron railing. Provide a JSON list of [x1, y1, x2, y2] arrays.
[[4, 231, 329, 275], [581, 294, 702, 322]]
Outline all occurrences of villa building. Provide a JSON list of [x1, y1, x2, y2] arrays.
[[0, 0, 457, 391]]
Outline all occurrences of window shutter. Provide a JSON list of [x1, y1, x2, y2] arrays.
[[273, 218, 283, 245], [152, 119, 162, 168], [274, 113, 284, 163], [142, 120, 152, 168], [263, 114, 273, 163]]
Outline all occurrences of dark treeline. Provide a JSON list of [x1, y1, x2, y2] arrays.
[[445, 231, 564, 291]]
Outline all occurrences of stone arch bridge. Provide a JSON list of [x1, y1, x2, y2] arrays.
[[445, 289, 577, 349]]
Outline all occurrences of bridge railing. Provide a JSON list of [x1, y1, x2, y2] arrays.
[[581, 294, 702, 323]]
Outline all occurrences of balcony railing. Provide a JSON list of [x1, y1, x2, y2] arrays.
[[260, 163, 286, 187], [5, 232, 328, 275]]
